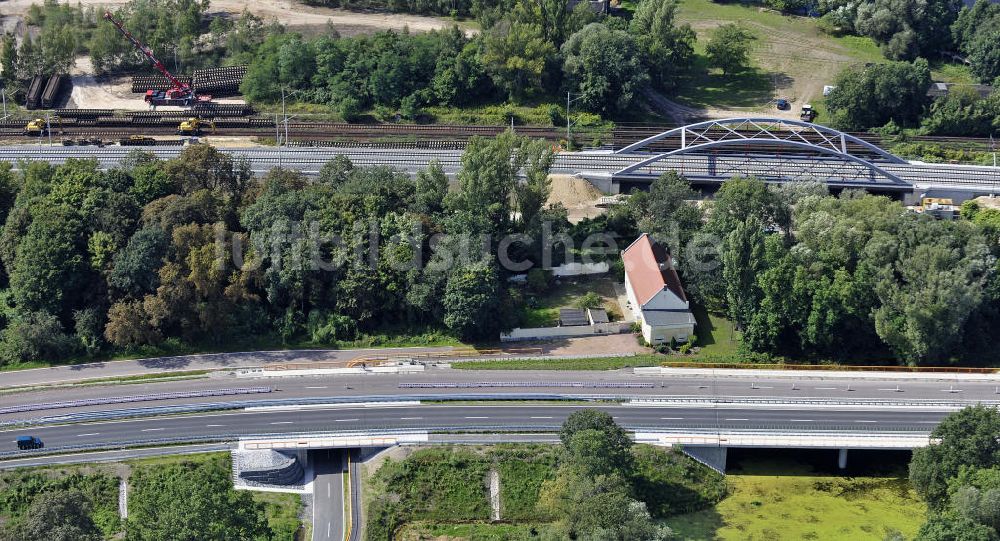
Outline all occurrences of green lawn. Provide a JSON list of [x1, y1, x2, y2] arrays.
[[690, 305, 740, 357], [668, 461, 925, 540], [516, 276, 623, 329], [672, 0, 885, 109], [453, 354, 664, 370]]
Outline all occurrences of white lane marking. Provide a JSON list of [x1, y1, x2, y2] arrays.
[[878, 388, 903, 391], [465, 416, 489, 419], [327, 483, 331, 498], [660, 417, 684, 420], [270, 421, 294, 425], [76, 433, 100, 437], [206, 424, 225, 428], [327, 521, 331, 539], [789, 419, 814, 422], [725, 418, 749, 421], [814, 387, 838, 390], [334, 418, 359, 422], [305, 386, 328, 389], [400, 417, 423, 420], [854, 420, 878, 423], [140, 428, 164, 432], [530, 416, 553, 419]]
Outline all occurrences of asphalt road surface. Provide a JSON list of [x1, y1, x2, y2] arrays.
[[2, 368, 996, 424], [312, 449, 345, 541], [0, 403, 955, 452]]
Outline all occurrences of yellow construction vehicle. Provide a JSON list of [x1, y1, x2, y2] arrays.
[[23, 118, 49, 136], [177, 117, 214, 135]]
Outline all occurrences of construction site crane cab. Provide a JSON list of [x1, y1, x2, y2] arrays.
[[102, 11, 212, 107], [177, 117, 214, 135]]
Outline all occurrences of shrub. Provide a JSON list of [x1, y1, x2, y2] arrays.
[[575, 291, 603, 310]]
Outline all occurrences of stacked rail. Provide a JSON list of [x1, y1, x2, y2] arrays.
[[130, 65, 246, 97], [191, 65, 246, 97], [131, 74, 193, 93]]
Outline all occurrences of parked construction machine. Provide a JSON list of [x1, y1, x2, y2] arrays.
[[103, 11, 210, 107], [177, 117, 215, 135]]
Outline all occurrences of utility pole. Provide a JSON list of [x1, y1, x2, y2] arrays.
[[46, 112, 51, 146], [991, 134, 997, 167], [1, 87, 6, 118], [566, 91, 583, 148]]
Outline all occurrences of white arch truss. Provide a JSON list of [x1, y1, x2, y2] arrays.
[[613, 118, 910, 186]]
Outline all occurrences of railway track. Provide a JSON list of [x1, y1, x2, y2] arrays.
[[1, 112, 995, 152]]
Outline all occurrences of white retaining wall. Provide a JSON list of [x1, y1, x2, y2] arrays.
[[501, 322, 629, 342]]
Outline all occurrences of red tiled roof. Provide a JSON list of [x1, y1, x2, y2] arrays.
[[622, 234, 687, 306]]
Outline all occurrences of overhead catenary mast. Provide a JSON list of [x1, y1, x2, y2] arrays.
[[102, 11, 210, 107]]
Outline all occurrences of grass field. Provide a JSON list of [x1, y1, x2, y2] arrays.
[[672, 0, 885, 110], [515, 276, 623, 328], [668, 456, 926, 540]]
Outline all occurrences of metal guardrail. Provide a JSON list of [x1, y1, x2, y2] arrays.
[[0, 387, 272, 415], [3, 393, 996, 429], [0, 425, 939, 461], [400, 382, 655, 389]]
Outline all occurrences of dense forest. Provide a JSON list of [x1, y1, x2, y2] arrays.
[[0, 134, 564, 366], [612, 172, 1000, 365], [0, 136, 997, 367]]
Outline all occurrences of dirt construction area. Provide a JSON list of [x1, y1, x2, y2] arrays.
[[0, 0, 465, 36]]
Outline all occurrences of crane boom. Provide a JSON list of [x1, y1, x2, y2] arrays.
[[103, 11, 200, 105]]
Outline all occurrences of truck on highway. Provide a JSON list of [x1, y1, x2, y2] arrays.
[[16, 436, 43, 450]]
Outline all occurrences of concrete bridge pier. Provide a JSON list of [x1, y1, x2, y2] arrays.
[[838, 448, 848, 469]]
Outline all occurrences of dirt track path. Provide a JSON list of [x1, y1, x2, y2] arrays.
[[0, 0, 467, 36]]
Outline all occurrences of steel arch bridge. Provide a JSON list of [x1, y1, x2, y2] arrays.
[[611, 118, 911, 189]]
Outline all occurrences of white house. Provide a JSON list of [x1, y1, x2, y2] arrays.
[[622, 233, 696, 345]]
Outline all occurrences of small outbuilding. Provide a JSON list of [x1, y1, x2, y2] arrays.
[[621, 234, 696, 345]]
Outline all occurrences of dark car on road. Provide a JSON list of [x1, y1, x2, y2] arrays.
[[16, 436, 43, 450]]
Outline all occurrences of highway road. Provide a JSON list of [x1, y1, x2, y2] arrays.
[[312, 449, 345, 541], [0, 403, 958, 452], [0, 146, 997, 189], [2, 368, 997, 424]]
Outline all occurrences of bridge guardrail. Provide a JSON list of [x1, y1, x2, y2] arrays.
[[0, 425, 939, 462], [3, 393, 997, 428]]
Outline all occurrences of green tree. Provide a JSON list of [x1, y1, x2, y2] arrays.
[[448, 131, 552, 237], [722, 216, 767, 329], [126, 461, 272, 541], [629, 0, 696, 90], [414, 161, 449, 216], [2, 489, 101, 541], [870, 220, 990, 363], [481, 19, 556, 100], [826, 59, 931, 131], [855, 0, 963, 60], [916, 516, 998, 541], [0, 310, 77, 365], [627, 171, 703, 248], [443, 259, 504, 340], [562, 23, 649, 115], [705, 23, 755, 75], [910, 406, 1000, 510], [968, 28, 1000, 83]]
